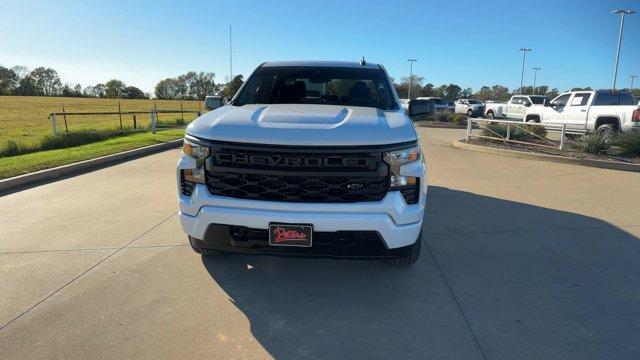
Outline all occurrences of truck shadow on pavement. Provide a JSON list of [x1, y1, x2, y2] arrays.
[[202, 186, 640, 360]]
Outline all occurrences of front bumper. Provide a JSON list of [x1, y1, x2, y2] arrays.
[[178, 158, 427, 254]]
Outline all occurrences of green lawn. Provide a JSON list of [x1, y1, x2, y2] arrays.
[[0, 129, 184, 179]]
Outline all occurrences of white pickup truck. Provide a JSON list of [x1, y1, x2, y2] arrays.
[[484, 95, 549, 120], [524, 90, 640, 135]]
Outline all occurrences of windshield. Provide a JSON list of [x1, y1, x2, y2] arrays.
[[530, 96, 548, 105], [234, 66, 396, 110]]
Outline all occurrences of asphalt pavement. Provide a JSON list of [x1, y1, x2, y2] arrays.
[[1, 128, 639, 359]]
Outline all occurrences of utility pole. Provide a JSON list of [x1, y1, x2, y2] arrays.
[[630, 75, 637, 92], [407, 59, 417, 99], [611, 10, 635, 90], [532, 67, 541, 94], [229, 24, 233, 82], [518, 48, 531, 95]]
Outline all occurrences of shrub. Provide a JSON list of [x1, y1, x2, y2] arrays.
[[574, 132, 611, 154], [451, 113, 467, 126], [523, 124, 548, 139], [0, 140, 25, 157], [615, 129, 640, 156]]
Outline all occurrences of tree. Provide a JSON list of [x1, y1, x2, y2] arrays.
[[394, 75, 424, 99], [443, 84, 462, 101], [122, 86, 148, 99], [30, 67, 62, 96], [475, 86, 493, 101], [16, 75, 38, 95], [10, 65, 29, 81], [221, 75, 244, 99], [0, 66, 19, 95], [73, 83, 82, 96], [571, 87, 592, 91], [491, 85, 510, 102], [421, 83, 435, 97], [155, 78, 181, 99], [460, 87, 473, 99], [105, 79, 126, 98], [545, 88, 559, 99], [190, 72, 218, 99]]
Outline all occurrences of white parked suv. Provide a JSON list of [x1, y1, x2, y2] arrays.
[[177, 61, 432, 265], [454, 99, 485, 118], [524, 90, 640, 135]]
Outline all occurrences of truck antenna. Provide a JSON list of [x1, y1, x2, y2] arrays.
[[360, 57, 367, 66]]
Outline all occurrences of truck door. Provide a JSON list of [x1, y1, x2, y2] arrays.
[[561, 92, 592, 132], [543, 93, 572, 126], [507, 97, 526, 120]]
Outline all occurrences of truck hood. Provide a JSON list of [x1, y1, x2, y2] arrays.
[[186, 104, 417, 146]]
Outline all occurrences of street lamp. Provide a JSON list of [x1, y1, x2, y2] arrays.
[[407, 59, 417, 99], [630, 75, 637, 92], [611, 9, 635, 90], [518, 48, 531, 95], [532, 67, 541, 95]]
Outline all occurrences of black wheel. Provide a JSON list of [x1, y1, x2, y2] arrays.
[[389, 233, 422, 266], [596, 124, 615, 139], [486, 111, 495, 119], [189, 237, 222, 256], [467, 110, 474, 118]]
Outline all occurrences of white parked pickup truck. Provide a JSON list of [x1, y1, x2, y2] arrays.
[[484, 95, 549, 120], [454, 99, 485, 118], [524, 90, 640, 135]]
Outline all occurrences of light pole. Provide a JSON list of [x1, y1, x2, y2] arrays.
[[407, 59, 417, 99], [630, 75, 637, 92], [229, 25, 233, 81], [611, 10, 635, 90], [518, 48, 531, 94], [532, 67, 541, 95]]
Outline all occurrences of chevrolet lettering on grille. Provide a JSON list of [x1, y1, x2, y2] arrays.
[[214, 152, 377, 169]]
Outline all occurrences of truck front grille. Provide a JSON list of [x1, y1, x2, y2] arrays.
[[204, 142, 391, 203]]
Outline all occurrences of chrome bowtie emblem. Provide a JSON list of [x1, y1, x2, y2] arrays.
[[346, 183, 364, 190]]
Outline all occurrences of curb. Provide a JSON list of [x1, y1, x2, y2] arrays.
[[0, 139, 183, 195], [452, 139, 640, 173]]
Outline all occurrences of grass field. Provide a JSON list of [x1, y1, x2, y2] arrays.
[[0, 128, 185, 179], [0, 96, 202, 149]]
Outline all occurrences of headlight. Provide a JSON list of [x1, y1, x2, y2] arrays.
[[181, 138, 209, 184], [384, 146, 421, 204]]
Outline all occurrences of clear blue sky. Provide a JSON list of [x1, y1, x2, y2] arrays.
[[1, 0, 639, 94]]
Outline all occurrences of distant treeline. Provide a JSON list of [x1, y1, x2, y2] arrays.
[[0, 64, 245, 101], [394, 75, 640, 102]]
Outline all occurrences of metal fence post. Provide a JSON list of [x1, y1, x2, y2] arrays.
[[560, 124, 566, 150], [50, 114, 58, 136], [151, 111, 157, 134], [196, 110, 202, 117], [466, 116, 472, 141], [506, 123, 511, 140]]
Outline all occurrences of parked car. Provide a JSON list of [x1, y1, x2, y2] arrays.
[[524, 90, 640, 135], [484, 95, 549, 120], [445, 101, 455, 112], [417, 96, 449, 112], [177, 60, 431, 265], [454, 99, 485, 118]]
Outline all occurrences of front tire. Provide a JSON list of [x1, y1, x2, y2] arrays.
[[596, 124, 615, 139], [486, 111, 495, 119], [389, 233, 422, 266], [467, 110, 474, 118]]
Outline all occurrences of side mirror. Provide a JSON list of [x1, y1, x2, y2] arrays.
[[204, 97, 225, 111], [407, 99, 435, 117], [524, 102, 532, 107]]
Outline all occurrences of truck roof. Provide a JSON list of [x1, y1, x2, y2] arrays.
[[261, 60, 381, 69]]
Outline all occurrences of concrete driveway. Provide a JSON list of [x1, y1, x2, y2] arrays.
[[1, 128, 639, 359]]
